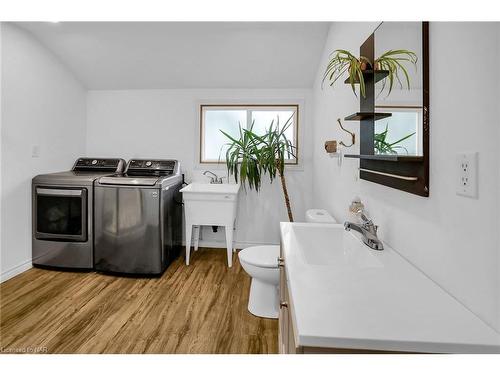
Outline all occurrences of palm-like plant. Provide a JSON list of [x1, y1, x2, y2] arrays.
[[220, 115, 296, 222], [374, 124, 415, 155], [322, 49, 371, 98]]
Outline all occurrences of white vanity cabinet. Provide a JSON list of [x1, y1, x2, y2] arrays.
[[278, 252, 396, 354], [278, 254, 299, 354]]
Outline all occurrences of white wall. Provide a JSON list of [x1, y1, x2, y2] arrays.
[[86, 89, 313, 247], [0, 23, 87, 281], [312, 22, 500, 331], [3, 21, 498, 336]]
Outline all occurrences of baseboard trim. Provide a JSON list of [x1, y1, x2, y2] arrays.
[[1, 258, 33, 283]]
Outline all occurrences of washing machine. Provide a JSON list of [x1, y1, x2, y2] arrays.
[[93, 159, 183, 275]]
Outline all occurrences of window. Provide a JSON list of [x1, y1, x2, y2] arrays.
[[200, 104, 299, 164]]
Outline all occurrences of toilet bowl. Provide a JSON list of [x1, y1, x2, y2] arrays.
[[239, 245, 280, 319], [239, 209, 337, 319]]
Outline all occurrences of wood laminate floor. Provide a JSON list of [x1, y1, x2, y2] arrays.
[[0, 248, 278, 354]]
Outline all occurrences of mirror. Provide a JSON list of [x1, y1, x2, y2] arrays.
[[374, 22, 424, 156], [349, 22, 429, 196]]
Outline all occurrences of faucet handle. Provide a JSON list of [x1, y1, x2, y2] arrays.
[[355, 208, 370, 223], [203, 170, 219, 183], [356, 208, 375, 230]]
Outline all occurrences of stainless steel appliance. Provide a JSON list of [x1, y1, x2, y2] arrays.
[[32, 158, 126, 269], [94, 159, 183, 276]]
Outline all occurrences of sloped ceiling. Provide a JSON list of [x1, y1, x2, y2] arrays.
[[17, 22, 330, 90]]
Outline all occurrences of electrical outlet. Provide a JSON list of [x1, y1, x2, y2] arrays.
[[456, 152, 478, 198]]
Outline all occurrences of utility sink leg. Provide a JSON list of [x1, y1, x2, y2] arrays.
[[193, 226, 200, 251], [185, 224, 192, 266], [225, 225, 233, 268]]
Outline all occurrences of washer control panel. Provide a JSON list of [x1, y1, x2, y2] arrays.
[[127, 159, 177, 176]]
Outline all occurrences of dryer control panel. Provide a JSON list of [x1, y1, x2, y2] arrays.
[[73, 158, 125, 172]]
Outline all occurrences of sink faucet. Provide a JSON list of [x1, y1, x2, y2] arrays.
[[344, 210, 384, 250], [203, 170, 223, 184]]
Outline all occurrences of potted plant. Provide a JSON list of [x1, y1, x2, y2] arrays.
[[322, 49, 372, 98], [220, 115, 296, 222], [323, 49, 417, 98]]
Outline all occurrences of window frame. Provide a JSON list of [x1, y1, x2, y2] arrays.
[[199, 104, 299, 165]]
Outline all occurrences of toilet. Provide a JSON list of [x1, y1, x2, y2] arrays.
[[238, 209, 336, 319]]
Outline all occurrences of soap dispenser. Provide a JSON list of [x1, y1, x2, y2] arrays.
[[348, 197, 364, 223]]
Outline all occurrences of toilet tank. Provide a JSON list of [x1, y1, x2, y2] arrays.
[[305, 209, 337, 223]]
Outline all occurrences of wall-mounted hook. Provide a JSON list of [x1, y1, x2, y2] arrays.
[[337, 118, 355, 148]]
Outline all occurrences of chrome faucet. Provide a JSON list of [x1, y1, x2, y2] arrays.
[[203, 170, 223, 184], [344, 209, 384, 250]]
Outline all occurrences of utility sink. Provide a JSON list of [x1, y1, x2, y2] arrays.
[[180, 182, 240, 198], [180, 183, 240, 267]]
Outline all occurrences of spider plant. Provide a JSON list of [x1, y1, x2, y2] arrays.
[[323, 49, 418, 98], [322, 49, 371, 98], [374, 124, 415, 155], [375, 49, 418, 96], [220, 115, 296, 222]]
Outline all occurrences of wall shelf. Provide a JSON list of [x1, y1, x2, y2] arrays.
[[344, 112, 392, 121], [344, 154, 424, 162], [340, 22, 430, 197], [343, 69, 389, 84]]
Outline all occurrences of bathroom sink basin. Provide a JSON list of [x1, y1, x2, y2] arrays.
[[284, 223, 383, 269], [279, 222, 500, 353]]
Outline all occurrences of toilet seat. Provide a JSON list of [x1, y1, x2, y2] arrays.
[[238, 245, 280, 269]]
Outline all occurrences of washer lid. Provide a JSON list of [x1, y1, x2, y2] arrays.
[[32, 170, 116, 186], [238, 245, 280, 269], [98, 176, 159, 186]]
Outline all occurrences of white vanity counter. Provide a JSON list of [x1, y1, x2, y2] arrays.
[[279, 222, 500, 353]]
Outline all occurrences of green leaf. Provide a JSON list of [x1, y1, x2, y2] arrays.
[[375, 49, 418, 97]]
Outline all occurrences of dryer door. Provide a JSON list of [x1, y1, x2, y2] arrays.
[[34, 187, 88, 242]]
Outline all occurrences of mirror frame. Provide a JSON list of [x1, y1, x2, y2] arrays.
[[355, 21, 429, 197]]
